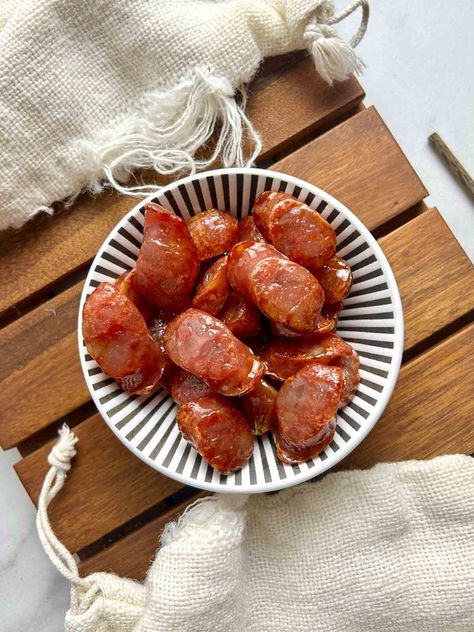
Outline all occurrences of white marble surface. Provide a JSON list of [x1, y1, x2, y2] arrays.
[[1, 2, 473, 630]]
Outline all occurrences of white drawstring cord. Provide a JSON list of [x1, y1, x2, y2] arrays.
[[35, 424, 91, 612]]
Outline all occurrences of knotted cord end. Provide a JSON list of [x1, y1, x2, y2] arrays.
[[47, 423, 78, 472]]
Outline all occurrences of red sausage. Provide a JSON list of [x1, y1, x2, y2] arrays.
[[271, 308, 337, 338], [219, 290, 261, 339], [253, 191, 336, 269], [276, 364, 342, 464], [313, 257, 352, 304], [170, 368, 213, 405], [163, 308, 264, 396], [240, 379, 278, 435], [114, 269, 153, 322], [261, 332, 353, 381], [227, 241, 324, 333], [82, 282, 164, 394], [332, 347, 360, 406], [191, 256, 229, 316], [177, 395, 254, 474], [187, 209, 238, 260], [134, 203, 200, 312], [237, 215, 265, 243], [148, 310, 178, 389]]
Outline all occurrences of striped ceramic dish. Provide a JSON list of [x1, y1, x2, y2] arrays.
[[78, 168, 403, 493]]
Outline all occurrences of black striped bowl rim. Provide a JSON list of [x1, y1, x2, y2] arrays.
[[78, 168, 404, 493]]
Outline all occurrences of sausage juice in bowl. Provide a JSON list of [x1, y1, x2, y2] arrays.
[[79, 168, 403, 492]]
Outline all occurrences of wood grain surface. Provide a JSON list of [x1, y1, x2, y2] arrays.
[[273, 106, 427, 229], [15, 414, 183, 552], [249, 54, 364, 160], [379, 208, 474, 350]]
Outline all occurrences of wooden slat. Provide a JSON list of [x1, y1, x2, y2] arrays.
[[273, 106, 427, 230], [0, 332, 87, 447], [379, 208, 474, 350], [75, 323, 474, 580], [0, 59, 363, 319], [0, 282, 82, 382], [338, 322, 474, 470], [79, 492, 206, 580], [2, 208, 471, 449], [248, 54, 364, 160], [14, 414, 182, 552]]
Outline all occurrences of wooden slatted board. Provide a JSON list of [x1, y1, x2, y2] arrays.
[[1, 52, 473, 581]]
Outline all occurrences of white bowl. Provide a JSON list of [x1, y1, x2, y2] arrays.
[[78, 167, 403, 493]]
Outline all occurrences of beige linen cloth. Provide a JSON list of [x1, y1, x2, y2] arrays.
[[38, 426, 474, 632], [0, 0, 369, 231]]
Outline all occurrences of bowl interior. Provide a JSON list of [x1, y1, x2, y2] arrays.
[[78, 168, 403, 493]]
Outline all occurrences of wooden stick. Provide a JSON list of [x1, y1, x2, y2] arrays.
[[428, 132, 474, 201]]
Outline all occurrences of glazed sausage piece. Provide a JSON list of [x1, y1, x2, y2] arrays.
[[262, 332, 353, 381], [332, 347, 360, 407], [276, 364, 343, 464], [114, 269, 153, 322], [82, 282, 164, 394], [271, 308, 337, 338], [219, 290, 261, 339], [177, 395, 254, 474], [191, 256, 229, 316], [313, 257, 352, 304], [237, 215, 265, 243], [253, 191, 336, 269], [163, 308, 264, 396], [170, 368, 213, 405], [228, 241, 325, 333], [148, 311, 178, 389], [240, 379, 278, 435], [134, 203, 200, 312], [187, 209, 238, 260]]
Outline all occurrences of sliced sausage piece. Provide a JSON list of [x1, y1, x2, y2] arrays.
[[253, 191, 336, 269], [170, 368, 213, 404], [237, 215, 265, 243], [227, 241, 324, 333], [219, 290, 261, 339], [240, 379, 277, 435], [135, 203, 200, 312], [332, 347, 360, 407], [271, 309, 337, 338], [313, 257, 352, 304], [163, 308, 264, 396], [187, 209, 238, 260], [191, 256, 229, 316], [261, 332, 353, 381], [82, 282, 164, 394], [276, 364, 343, 464], [114, 269, 153, 322], [177, 395, 254, 474], [148, 310, 177, 389]]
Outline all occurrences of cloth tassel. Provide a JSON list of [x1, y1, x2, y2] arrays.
[[305, 0, 369, 86], [78, 67, 262, 200]]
